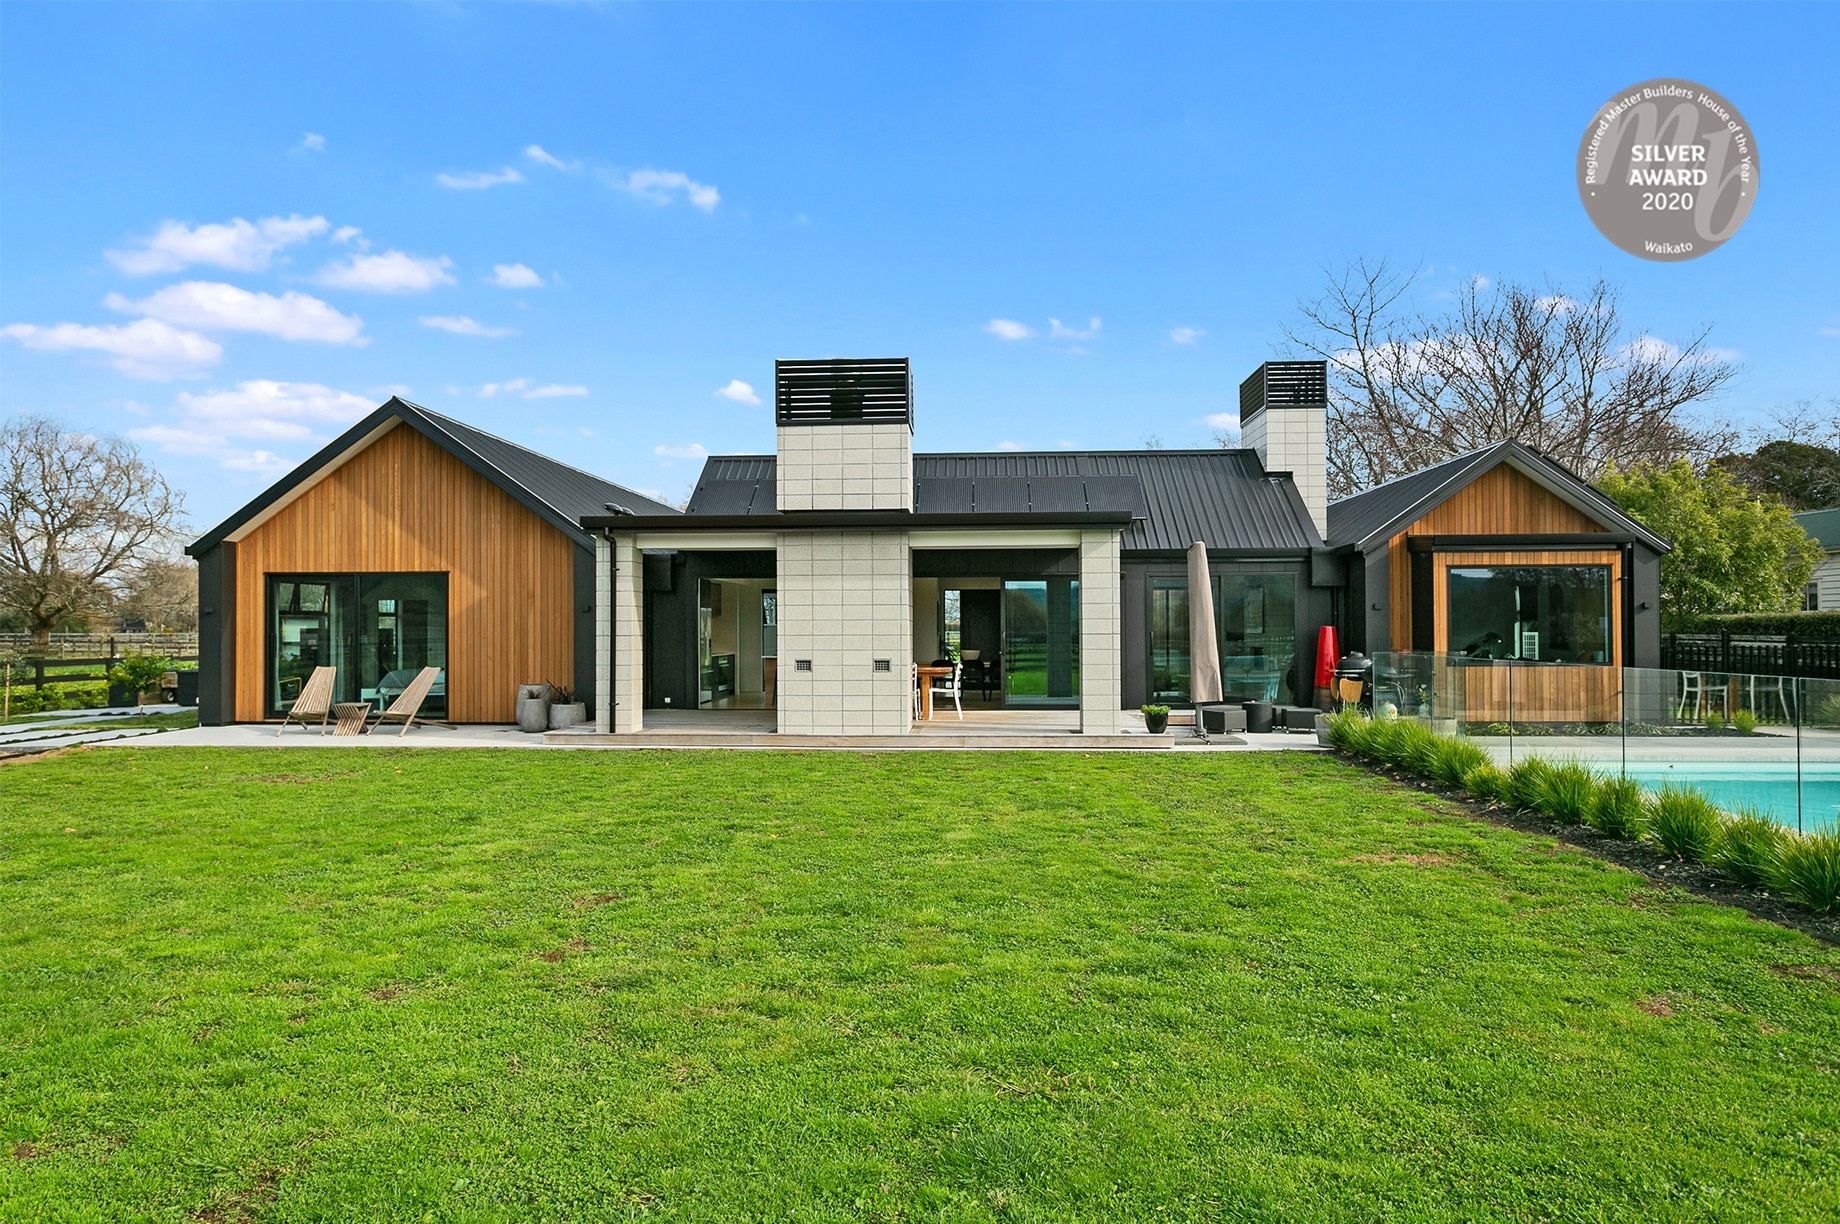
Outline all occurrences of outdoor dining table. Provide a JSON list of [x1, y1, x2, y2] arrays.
[[915, 665, 954, 720], [331, 701, 372, 736]]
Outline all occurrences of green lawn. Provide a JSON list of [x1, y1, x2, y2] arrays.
[[3, 749, 1838, 1222]]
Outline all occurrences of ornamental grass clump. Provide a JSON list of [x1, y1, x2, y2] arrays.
[[1500, 757, 1556, 811], [1588, 775, 1648, 839], [1461, 762, 1504, 801], [1536, 759, 1599, 825], [1322, 707, 1372, 754], [1714, 811, 1785, 886], [1425, 735, 1491, 789], [1768, 831, 1840, 913], [1647, 785, 1724, 862]]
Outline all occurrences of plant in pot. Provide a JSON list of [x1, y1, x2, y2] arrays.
[[108, 654, 173, 715], [515, 682, 552, 733], [546, 681, 588, 730], [1141, 704, 1170, 735]]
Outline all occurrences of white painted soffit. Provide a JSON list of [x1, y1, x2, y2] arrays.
[[223, 418, 402, 544]]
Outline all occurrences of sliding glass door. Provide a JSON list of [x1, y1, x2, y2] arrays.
[[266, 573, 449, 718], [1003, 578, 1079, 707], [1148, 571, 1299, 705]]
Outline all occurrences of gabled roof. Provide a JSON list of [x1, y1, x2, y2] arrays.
[[1325, 439, 1669, 553], [187, 398, 678, 555], [1794, 507, 1840, 552], [678, 450, 1322, 552]]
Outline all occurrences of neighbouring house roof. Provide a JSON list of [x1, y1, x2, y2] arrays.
[[1794, 507, 1840, 553], [187, 398, 679, 556], [670, 450, 1322, 552], [1324, 439, 1670, 554]]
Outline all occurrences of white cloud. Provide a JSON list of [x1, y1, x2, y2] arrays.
[[1204, 412, 1238, 431], [1535, 294, 1579, 314], [129, 379, 376, 473], [1471, 274, 1492, 290], [655, 443, 708, 460], [419, 315, 518, 338], [1050, 317, 1101, 340], [331, 225, 367, 248], [1170, 326, 1204, 345], [1, 318, 221, 379], [1822, 327, 1840, 338], [107, 214, 330, 275], [620, 169, 719, 212], [525, 144, 570, 169], [716, 379, 761, 405], [313, 250, 456, 293], [986, 318, 1033, 341], [996, 441, 1024, 451], [300, 133, 326, 153], [480, 378, 585, 399], [106, 282, 366, 344], [489, 263, 544, 289], [435, 166, 526, 190]]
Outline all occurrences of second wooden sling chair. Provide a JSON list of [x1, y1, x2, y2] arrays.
[[365, 666, 445, 736], [277, 665, 338, 735]]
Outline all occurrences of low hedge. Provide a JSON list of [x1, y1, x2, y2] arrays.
[[2, 682, 110, 716], [1667, 611, 1840, 638], [1321, 708, 1840, 913]]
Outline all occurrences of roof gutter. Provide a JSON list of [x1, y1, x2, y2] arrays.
[[581, 509, 1137, 531]]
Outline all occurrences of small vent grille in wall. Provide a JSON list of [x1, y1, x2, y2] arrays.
[[795, 659, 813, 672], [873, 659, 892, 672]]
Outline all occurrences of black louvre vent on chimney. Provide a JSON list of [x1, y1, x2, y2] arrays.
[[1238, 360, 1328, 423], [776, 358, 912, 428]]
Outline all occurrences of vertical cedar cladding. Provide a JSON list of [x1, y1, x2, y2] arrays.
[[775, 358, 913, 428]]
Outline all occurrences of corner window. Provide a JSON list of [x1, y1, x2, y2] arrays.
[[1150, 572, 1297, 704], [1447, 565, 1610, 664]]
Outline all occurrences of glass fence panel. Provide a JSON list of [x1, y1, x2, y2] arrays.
[[1368, 653, 1831, 834]]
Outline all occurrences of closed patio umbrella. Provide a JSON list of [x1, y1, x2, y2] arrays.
[[1187, 541, 1223, 707]]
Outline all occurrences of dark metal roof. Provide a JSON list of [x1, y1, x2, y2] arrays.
[[679, 449, 1321, 552], [187, 398, 678, 555], [1325, 439, 1670, 553], [1794, 507, 1840, 552]]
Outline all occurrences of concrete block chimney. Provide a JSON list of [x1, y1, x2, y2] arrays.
[[1238, 361, 1328, 537], [774, 358, 913, 512]]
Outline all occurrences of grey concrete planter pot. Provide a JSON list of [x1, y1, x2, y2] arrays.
[[548, 702, 588, 730], [515, 683, 551, 733], [1316, 713, 1334, 747]]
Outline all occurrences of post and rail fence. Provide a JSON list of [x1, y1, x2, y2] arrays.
[[2, 634, 200, 721]]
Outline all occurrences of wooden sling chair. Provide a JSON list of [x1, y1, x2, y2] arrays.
[[277, 666, 338, 735], [365, 666, 444, 737]]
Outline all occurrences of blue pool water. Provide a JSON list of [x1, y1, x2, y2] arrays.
[[1621, 764, 1840, 835]]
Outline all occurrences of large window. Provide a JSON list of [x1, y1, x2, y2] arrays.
[[1446, 565, 1611, 664], [1003, 578, 1079, 706], [1150, 572, 1298, 705], [267, 573, 448, 717]]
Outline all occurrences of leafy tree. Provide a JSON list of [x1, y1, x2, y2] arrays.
[[1, 415, 185, 647], [1599, 461, 1822, 628], [1714, 439, 1840, 510], [108, 653, 173, 711], [1285, 260, 1740, 497]]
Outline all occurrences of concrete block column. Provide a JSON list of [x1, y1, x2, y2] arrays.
[[609, 534, 644, 733], [594, 534, 613, 733], [775, 530, 913, 735], [1078, 528, 1123, 734]]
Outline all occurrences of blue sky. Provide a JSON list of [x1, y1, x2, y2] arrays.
[[3, 2, 1837, 530]]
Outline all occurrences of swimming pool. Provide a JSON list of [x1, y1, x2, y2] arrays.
[[1621, 762, 1840, 835]]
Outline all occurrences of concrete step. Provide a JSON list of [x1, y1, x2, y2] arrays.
[[543, 730, 1181, 750]]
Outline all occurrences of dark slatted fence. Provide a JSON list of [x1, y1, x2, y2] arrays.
[[1661, 633, 1840, 681]]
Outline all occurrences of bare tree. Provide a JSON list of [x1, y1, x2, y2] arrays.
[[114, 555, 199, 631], [1, 415, 185, 647], [1283, 260, 1741, 497]]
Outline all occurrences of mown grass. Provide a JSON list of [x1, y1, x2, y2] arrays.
[[3, 747, 1839, 1222]]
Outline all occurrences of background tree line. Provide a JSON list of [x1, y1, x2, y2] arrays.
[[1281, 259, 1835, 628]]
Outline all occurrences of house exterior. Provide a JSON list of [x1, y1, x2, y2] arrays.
[[189, 356, 1668, 734], [1793, 508, 1840, 610]]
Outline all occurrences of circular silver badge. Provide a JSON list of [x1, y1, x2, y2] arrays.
[[1577, 79, 1759, 261]]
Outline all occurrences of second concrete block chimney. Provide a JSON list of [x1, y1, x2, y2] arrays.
[[1238, 360, 1328, 538]]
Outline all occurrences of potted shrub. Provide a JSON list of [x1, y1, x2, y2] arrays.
[[516, 682, 552, 733], [1141, 703, 1170, 735], [547, 682, 588, 730], [108, 654, 173, 714]]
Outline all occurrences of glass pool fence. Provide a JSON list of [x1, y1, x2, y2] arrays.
[[1370, 652, 1840, 836]]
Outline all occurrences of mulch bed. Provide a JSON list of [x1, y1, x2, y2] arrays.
[[1331, 749, 1840, 946]]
